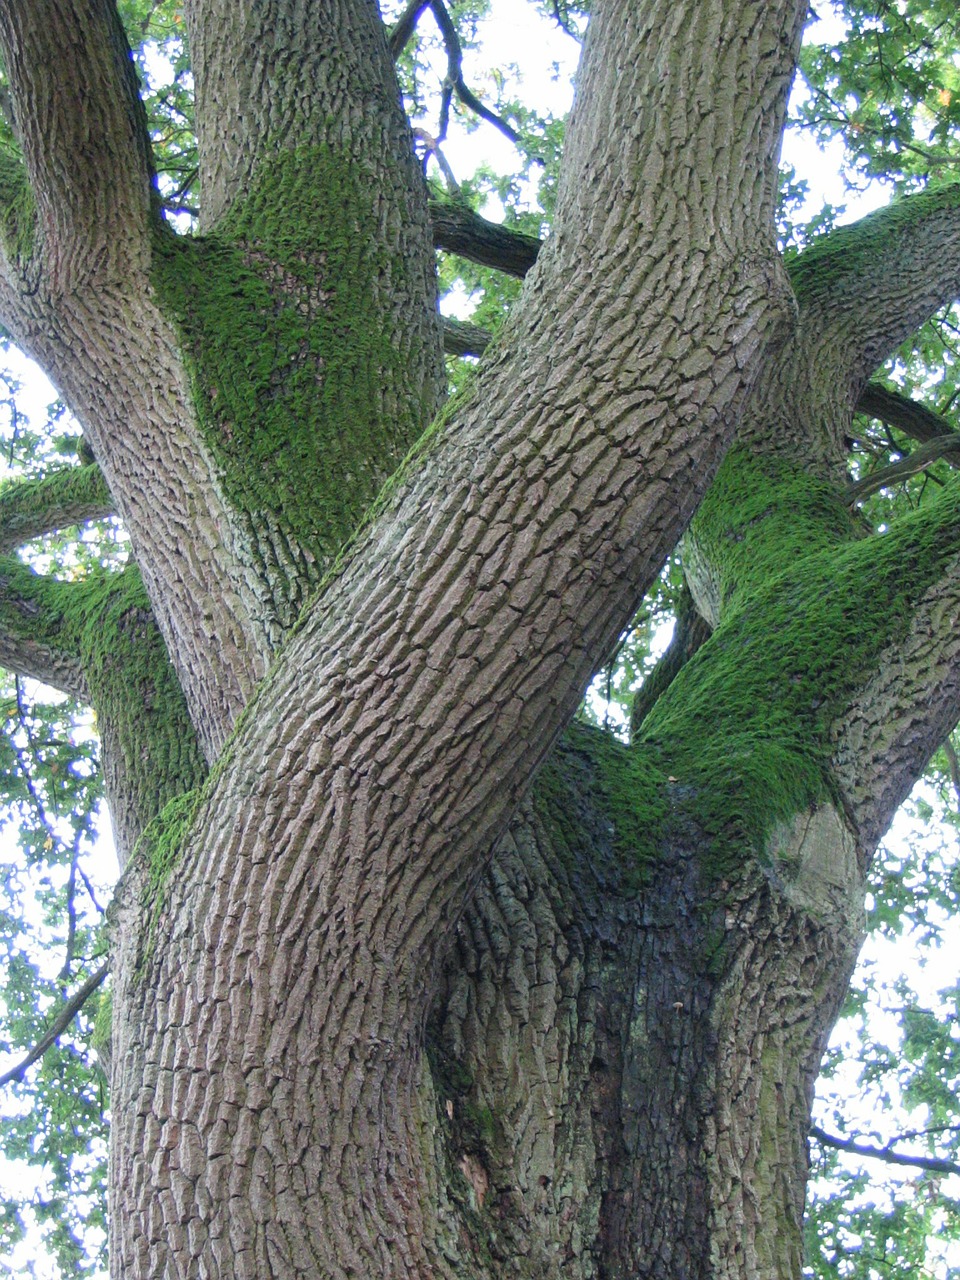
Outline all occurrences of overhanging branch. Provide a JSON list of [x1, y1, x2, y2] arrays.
[[442, 315, 492, 357], [389, 0, 430, 57], [857, 382, 957, 445], [429, 199, 542, 276]]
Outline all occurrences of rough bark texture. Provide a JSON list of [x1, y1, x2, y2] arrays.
[[3, 0, 960, 1277]]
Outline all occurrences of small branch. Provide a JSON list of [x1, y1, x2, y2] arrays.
[[810, 1123, 960, 1177], [413, 130, 461, 196], [0, 961, 108, 1088], [427, 0, 523, 146], [856, 382, 957, 446], [389, 0, 430, 58], [942, 735, 960, 810], [429, 199, 542, 277], [845, 432, 960, 505], [442, 315, 492, 357]]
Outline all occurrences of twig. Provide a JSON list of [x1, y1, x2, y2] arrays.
[[942, 736, 960, 810], [0, 962, 109, 1088], [413, 129, 461, 195], [810, 1124, 960, 1177]]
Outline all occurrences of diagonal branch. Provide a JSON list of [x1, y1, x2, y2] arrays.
[[426, 0, 523, 146], [429, 198, 542, 276], [856, 381, 958, 446], [788, 184, 960, 389], [0, 0, 155, 289], [845, 431, 960, 504], [810, 1124, 960, 1178], [389, 0, 430, 58], [0, 465, 114, 555], [0, 962, 108, 1089]]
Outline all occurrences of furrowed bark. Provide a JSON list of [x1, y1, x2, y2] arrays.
[[0, 0, 446, 758], [0, 0, 154, 290], [109, 1, 808, 1274]]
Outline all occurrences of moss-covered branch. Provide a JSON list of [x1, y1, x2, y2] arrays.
[[0, 465, 114, 555], [0, 551, 204, 861], [0, 553, 93, 694], [788, 184, 960, 387]]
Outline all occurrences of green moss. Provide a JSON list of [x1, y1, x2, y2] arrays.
[[0, 143, 36, 262], [686, 446, 862, 615], [788, 183, 960, 307], [535, 721, 668, 885], [74, 565, 206, 835], [90, 988, 112, 1062], [134, 787, 203, 960], [151, 145, 435, 579], [639, 461, 960, 873]]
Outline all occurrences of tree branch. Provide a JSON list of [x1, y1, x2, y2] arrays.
[[429, 198, 542, 276], [441, 315, 492, 357], [788, 184, 960, 388], [0, 0, 155, 289], [426, 0, 523, 146], [0, 961, 108, 1089], [845, 431, 960, 504], [0, 555, 89, 696], [389, 0, 430, 58], [810, 1124, 960, 1178], [0, 465, 114, 555], [856, 381, 958, 446]]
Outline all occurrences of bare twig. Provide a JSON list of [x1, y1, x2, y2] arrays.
[[0, 962, 108, 1088], [844, 431, 960, 504], [810, 1124, 960, 1177]]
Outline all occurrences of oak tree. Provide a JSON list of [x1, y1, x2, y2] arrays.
[[2, 0, 960, 1276]]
